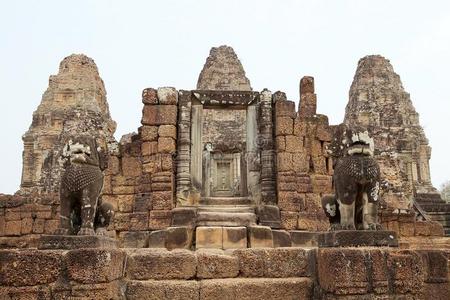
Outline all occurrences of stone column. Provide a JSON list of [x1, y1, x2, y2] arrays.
[[176, 91, 192, 205], [191, 104, 203, 194], [259, 89, 276, 204], [246, 103, 261, 203]]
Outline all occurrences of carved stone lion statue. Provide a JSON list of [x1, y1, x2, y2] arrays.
[[56, 135, 114, 235], [322, 124, 382, 230]]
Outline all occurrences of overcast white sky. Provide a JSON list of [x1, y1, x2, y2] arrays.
[[1, 0, 449, 194]]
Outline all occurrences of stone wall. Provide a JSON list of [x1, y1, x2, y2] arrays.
[[102, 87, 178, 242], [1, 247, 448, 299], [275, 77, 332, 231]]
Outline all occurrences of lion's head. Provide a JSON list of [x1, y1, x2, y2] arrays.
[[62, 135, 106, 169]]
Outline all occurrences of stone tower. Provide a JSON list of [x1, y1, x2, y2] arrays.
[[344, 55, 434, 209], [197, 45, 252, 91], [20, 54, 117, 196]]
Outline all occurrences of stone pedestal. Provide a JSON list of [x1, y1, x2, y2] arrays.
[[38, 235, 118, 250], [318, 230, 398, 248]]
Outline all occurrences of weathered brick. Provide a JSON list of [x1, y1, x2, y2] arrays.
[[139, 125, 159, 141], [275, 117, 293, 136], [142, 88, 158, 104], [141, 105, 177, 126], [121, 156, 142, 177], [158, 137, 176, 153], [141, 141, 158, 156], [152, 191, 174, 210]]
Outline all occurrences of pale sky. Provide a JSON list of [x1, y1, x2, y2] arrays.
[[1, 0, 449, 194]]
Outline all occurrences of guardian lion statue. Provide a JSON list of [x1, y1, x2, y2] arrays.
[[56, 135, 114, 235], [322, 124, 382, 230]]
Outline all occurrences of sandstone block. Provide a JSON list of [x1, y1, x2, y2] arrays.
[[264, 248, 311, 277], [161, 153, 174, 171], [399, 221, 415, 237], [417, 250, 448, 283], [276, 152, 294, 172], [318, 248, 369, 294], [275, 136, 286, 151], [158, 124, 177, 139], [278, 191, 304, 212], [143, 157, 162, 174], [38, 235, 118, 250], [0, 217, 4, 236], [197, 249, 239, 279], [148, 230, 167, 248], [126, 280, 199, 300], [118, 231, 149, 248], [5, 220, 21, 236], [247, 225, 273, 248], [0, 250, 62, 286], [293, 119, 307, 136], [44, 219, 59, 234], [141, 141, 158, 156], [112, 185, 135, 194], [133, 193, 152, 212], [272, 230, 292, 247], [66, 249, 126, 284], [113, 212, 131, 231], [256, 205, 281, 228], [280, 211, 298, 230], [165, 226, 193, 250], [142, 105, 177, 126], [292, 152, 309, 173], [127, 249, 196, 280], [117, 194, 134, 213], [196, 226, 223, 249], [105, 155, 120, 175], [171, 207, 197, 227], [0, 286, 51, 299], [222, 226, 247, 249], [142, 88, 158, 104], [158, 137, 176, 153], [275, 116, 293, 136], [139, 125, 159, 141], [285, 135, 303, 152], [121, 156, 142, 177], [232, 248, 266, 277], [387, 250, 425, 294], [129, 212, 149, 231], [414, 221, 431, 236], [199, 277, 312, 299], [157, 87, 178, 105], [149, 210, 172, 230], [20, 218, 33, 234], [274, 100, 296, 118], [5, 207, 21, 220], [290, 231, 319, 247], [151, 191, 173, 210]]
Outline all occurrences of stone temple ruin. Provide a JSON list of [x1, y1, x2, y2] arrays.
[[0, 46, 449, 299]]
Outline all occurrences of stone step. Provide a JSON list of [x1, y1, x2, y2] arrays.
[[200, 197, 253, 206], [197, 205, 255, 214], [197, 211, 257, 227]]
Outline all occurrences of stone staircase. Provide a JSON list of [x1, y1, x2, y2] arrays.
[[197, 205, 256, 226], [137, 196, 295, 250], [416, 192, 450, 236]]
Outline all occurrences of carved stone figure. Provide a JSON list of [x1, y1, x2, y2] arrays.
[[56, 135, 114, 235], [322, 124, 381, 230]]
